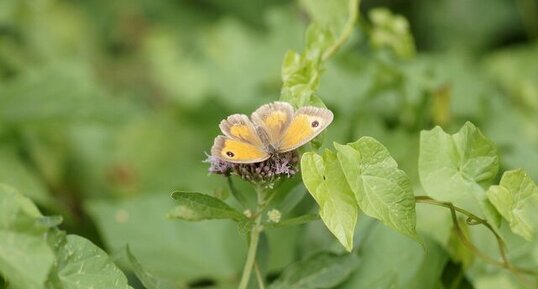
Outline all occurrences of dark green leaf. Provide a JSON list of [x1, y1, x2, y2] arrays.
[[168, 191, 247, 222], [269, 252, 358, 289], [126, 246, 175, 289]]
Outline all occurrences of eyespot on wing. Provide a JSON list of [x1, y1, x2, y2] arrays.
[[211, 135, 270, 163]]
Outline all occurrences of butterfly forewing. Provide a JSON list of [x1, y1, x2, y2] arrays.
[[278, 106, 334, 152], [219, 114, 264, 146], [251, 102, 294, 147], [211, 135, 270, 163]]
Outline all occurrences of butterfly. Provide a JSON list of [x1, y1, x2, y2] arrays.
[[211, 101, 334, 163]]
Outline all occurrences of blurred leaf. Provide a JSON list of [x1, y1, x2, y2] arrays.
[[269, 252, 358, 289], [168, 191, 246, 222], [301, 151, 358, 251], [368, 8, 415, 59], [0, 146, 54, 208], [126, 246, 176, 289], [48, 235, 132, 289], [487, 169, 538, 240], [0, 184, 54, 289], [280, 0, 359, 107], [86, 194, 245, 284], [419, 122, 500, 219], [335, 137, 418, 241], [340, 218, 447, 289], [0, 62, 129, 126]]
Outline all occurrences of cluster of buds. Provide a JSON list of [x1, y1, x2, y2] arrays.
[[206, 151, 299, 185]]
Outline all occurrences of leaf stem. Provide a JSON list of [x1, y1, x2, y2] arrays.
[[238, 186, 266, 289], [415, 196, 538, 283]]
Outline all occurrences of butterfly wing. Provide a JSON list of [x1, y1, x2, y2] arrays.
[[219, 114, 263, 146], [251, 102, 294, 147], [278, 106, 334, 152], [211, 135, 270, 163], [212, 114, 269, 163]]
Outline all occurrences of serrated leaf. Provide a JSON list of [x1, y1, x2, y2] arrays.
[[0, 184, 54, 289], [168, 191, 246, 222], [49, 235, 132, 289], [487, 169, 538, 240], [419, 122, 499, 219], [335, 137, 417, 240], [269, 252, 358, 289], [126, 246, 175, 289], [301, 152, 358, 251]]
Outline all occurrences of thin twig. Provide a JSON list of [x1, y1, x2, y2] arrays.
[[415, 196, 538, 286], [254, 262, 266, 289]]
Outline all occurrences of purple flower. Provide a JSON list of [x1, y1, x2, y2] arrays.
[[205, 151, 299, 184]]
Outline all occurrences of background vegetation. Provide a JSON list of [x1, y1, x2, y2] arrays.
[[0, 0, 537, 289]]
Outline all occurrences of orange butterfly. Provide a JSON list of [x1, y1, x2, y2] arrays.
[[211, 101, 333, 163]]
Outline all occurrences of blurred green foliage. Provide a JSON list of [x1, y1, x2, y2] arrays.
[[0, 0, 537, 288]]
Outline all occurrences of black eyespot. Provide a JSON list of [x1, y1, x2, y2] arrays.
[[226, 151, 235, 158], [311, 120, 319, 128]]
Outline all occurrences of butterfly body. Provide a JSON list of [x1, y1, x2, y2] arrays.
[[212, 101, 333, 163]]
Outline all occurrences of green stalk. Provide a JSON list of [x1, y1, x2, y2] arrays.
[[238, 186, 266, 289]]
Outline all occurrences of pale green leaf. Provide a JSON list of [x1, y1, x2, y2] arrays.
[[168, 191, 246, 222], [49, 235, 132, 289], [335, 137, 417, 240], [419, 122, 499, 218], [487, 169, 538, 240], [301, 151, 358, 251], [0, 184, 54, 289], [269, 252, 358, 289]]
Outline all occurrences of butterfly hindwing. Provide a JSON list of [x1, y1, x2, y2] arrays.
[[211, 135, 270, 163], [251, 101, 294, 146], [278, 106, 334, 152], [219, 114, 263, 146]]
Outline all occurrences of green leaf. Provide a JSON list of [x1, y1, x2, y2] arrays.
[[301, 151, 358, 251], [280, 0, 359, 107], [269, 252, 358, 289], [419, 122, 499, 218], [487, 169, 538, 240], [48, 235, 132, 289], [0, 147, 55, 208], [126, 246, 175, 289], [168, 191, 247, 222], [335, 137, 418, 240], [340, 218, 447, 289], [85, 194, 246, 283], [0, 184, 54, 289]]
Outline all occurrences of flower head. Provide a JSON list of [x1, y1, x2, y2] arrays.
[[205, 151, 299, 185]]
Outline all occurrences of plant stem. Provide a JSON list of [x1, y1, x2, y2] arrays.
[[238, 186, 266, 289], [322, 0, 359, 61], [415, 196, 538, 285], [254, 262, 266, 289]]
